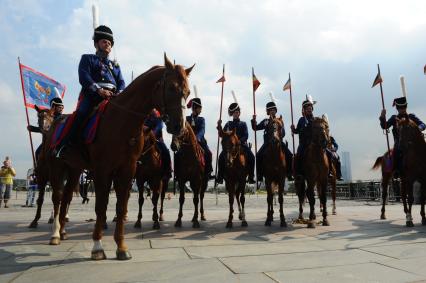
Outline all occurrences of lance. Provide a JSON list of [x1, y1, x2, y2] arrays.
[[376, 64, 391, 153], [252, 67, 259, 191], [18, 57, 36, 169], [284, 73, 296, 176], [213, 64, 225, 205]]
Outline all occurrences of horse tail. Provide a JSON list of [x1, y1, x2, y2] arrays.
[[372, 156, 383, 170]]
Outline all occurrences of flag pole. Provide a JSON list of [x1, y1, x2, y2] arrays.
[[213, 64, 225, 206], [252, 67, 259, 191], [18, 57, 36, 169], [288, 73, 296, 176], [377, 64, 391, 153]]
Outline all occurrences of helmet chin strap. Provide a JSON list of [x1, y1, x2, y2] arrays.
[[96, 49, 109, 59]]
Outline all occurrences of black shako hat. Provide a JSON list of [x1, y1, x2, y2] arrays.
[[393, 97, 407, 108], [50, 97, 63, 107], [93, 25, 114, 46], [228, 103, 240, 115], [266, 101, 277, 111], [187, 98, 202, 109]]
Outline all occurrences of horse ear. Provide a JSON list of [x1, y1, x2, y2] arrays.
[[164, 53, 173, 70], [185, 64, 195, 77]]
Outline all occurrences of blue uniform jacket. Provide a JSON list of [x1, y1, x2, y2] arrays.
[[78, 54, 125, 97], [144, 115, 164, 141], [293, 115, 314, 146], [186, 115, 207, 144], [252, 117, 285, 143], [380, 113, 426, 145], [223, 119, 248, 144]]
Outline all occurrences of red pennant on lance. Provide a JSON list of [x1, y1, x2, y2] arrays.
[[283, 77, 291, 91], [252, 73, 260, 91], [216, 75, 226, 83], [371, 72, 383, 88]]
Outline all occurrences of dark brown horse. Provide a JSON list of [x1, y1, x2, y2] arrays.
[[296, 116, 330, 228], [219, 128, 248, 228], [29, 106, 55, 228], [262, 116, 287, 227], [134, 129, 168, 230], [397, 118, 426, 226], [372, 151, 394, 220], [43, 54, 193, 260], [172, 122, 208, 228]]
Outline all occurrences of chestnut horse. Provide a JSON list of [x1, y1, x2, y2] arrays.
[[29, 106, 56, 228], [134, 130, 168, 230], [397, 118, 426, 226], [262, 116, 287, 227], [43, 54, 193, 260], [372, 150, 394, 220], [296, 116, 330, 228], [220, 128, 249, 228], [172, 122, 208, 228]]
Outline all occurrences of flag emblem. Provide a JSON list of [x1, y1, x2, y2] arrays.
[[216, 75, 226, 83], [283, 77, 291, 91], [371, 73, 383, 88], [252, 73, 260, 91]]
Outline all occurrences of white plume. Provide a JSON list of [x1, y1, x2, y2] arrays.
[[53, 87, 61, 98], [231, 90, 238, 103], [193, 85, 198, 98], [92, 4, 99, 30], [269, 91, 276, 103], [306, 94, 317, 105], [400, 75, 407, 97]]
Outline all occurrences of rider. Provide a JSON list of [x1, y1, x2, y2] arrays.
[[251, 101, 294, 181], [291, 96, 316, 177], [216, 102, 256, 184], [28, 97, 64, 159], [54, 25, 125, 156], [186, 97, 214, 179], [380, 96, 426, 177], [327, 136, 344, 181], [143, 108, 172, 179]]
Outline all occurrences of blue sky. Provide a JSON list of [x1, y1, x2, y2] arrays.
[[1, 0, 426, 179]]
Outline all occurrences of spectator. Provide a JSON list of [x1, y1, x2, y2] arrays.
[[24, 173, 37, 207], [0, 156, 16, 208]]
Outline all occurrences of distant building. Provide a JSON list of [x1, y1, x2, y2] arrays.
[[341, 151, 352, 181]]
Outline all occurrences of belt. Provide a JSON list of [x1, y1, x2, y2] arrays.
[[97, 82, 116, 92]]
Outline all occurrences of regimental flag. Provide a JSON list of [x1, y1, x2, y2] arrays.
[[252, 70, 260, 92], [216, 75, 226, 83], [19, 64, 65, 109], [371, 72, 383, 88], [283, 77, 291, 91]]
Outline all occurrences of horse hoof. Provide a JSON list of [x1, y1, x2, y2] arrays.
[[48, 218, 54, 224], [241, 220, 248, 227], [298, 215, 304, 220], [322, 219, 330, 226], [153, 222, 160, 230], [332, 209, 337, 215], [280, 221, 287, 228], [134, 221, 141, 229], [226, 222, 233, 228], [60, 233, 68, 240], [307, 222, 316, 229], [264, 220, 271, 226], [91, 250, 107, 260], [192, 221, 200, 228], [159, 215, 164, 222], [112, 216, 117, 222], [28, 221, 38, 228], [116, 250, 132, 261], [174, 220, 182, 228], [201, 215, 206, 221], [49, 237, 60, 245], [312, 214, 317, 220], [238, 215, 243, 221], [103, 223, 108, 230], [422, 219, 426, 226], [406, 221, 414, 227], [380, 214, 386, 220], [65, 217, 69, 223]]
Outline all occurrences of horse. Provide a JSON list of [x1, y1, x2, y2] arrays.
[[29, 106, 55, 228], [172, 122, 208, 228], [262, 116, 287, 227], [219, 128, 249, 228], [295, 116, 330, 228], [134, 129, 168, 230], [397, 118, 426, 226], [42, 54, 193, 261], [372, 150, 394, 220]]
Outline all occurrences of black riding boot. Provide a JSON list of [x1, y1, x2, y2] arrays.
[[336, 159, 343, 181], [216, 152, 225, 184]]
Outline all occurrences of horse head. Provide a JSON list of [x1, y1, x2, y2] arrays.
[[155, 54, 194, 136], [221, 128, 241, 167], [35, 105, 54, 134], [397, 118, 424, 151], [266, 116, 284, 148], [171, 122, 195, 152], [310, 116, 330, 148]]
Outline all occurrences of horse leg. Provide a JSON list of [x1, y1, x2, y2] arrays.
[[191, 180, 200, 228], [159, 178, 167, 221], [226, 184, 234, 228], [236, 189, 242, 221], [240, 183, 248, 227], [29, 178, 47, 228], [380, 172, 390, 220], [420, 185, 426, 225], [200, 178, 206, 221], [49, 178, 63, 246], [306, 181, 316, 228], [279, 182, 286, 227], [296, 176, 305, 220], [331, 177, 337, 215], [91, 175, 112, 260], [406, 180, 414, 227], [175, 181, 185, 227], [134, 178, 144, 229], [151, 181, 161, 230], [320, 179, 330, 226], [265, 182, 272, 226]]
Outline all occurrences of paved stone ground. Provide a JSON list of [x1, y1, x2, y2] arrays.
[[1, 191, 426, 283]]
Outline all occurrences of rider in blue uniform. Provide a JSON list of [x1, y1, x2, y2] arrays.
[[327, 136, 343, 180], [251, 101, 294, 181], [186, 98, 214, 179], [380, 96, 426, 176], [144, 108, 172, 179], [55, 25, 125, 156], [216, 102, 256, 184]]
